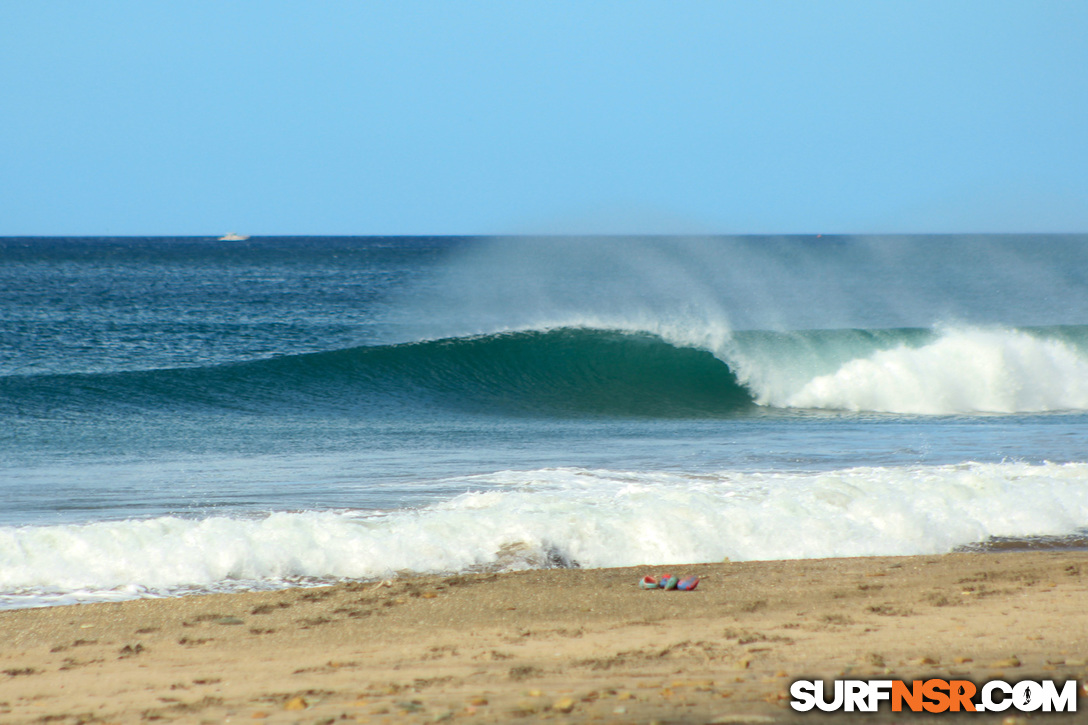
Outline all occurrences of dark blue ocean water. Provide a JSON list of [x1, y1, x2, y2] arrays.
[[2, 235, 1088, 607]]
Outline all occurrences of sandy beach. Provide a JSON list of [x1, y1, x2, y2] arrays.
[[1, 552, 1086, 724]]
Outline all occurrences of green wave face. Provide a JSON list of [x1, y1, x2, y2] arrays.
[[0, 328, 754, 419], [371, 329, 753, 417]]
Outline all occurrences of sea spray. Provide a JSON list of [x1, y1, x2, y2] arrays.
[[395, 236, 1088, 340]]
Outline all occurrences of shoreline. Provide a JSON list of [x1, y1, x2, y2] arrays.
[[1, 552, 1086, 723], [7, 532, 1088, 613]]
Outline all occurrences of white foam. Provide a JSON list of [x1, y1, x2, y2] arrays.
[[774, 328, 1088, 414], [3, 462, 1087, 607]]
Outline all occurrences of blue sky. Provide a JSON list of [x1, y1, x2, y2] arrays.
[[2, 1, 1086, 235]]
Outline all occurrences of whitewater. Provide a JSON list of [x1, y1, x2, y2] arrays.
[[1, 235, 1087, 609]]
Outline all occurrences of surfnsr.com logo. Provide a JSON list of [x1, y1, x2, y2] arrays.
[[790, 678, 1079, 713]]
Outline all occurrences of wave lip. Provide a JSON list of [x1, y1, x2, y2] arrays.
[[2, 461, 1087, 608]]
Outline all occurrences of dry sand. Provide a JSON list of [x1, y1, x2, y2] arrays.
[[1, 552, 1086, 724]]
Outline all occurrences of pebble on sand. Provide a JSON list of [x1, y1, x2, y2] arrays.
[[284, 696, 308, 711], [990, 656, 1021, 668]]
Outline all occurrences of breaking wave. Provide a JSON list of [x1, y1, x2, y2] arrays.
[[3, 324, 1088, 418]]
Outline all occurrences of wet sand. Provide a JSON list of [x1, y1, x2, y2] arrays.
[[1, 552, 1086, 724]]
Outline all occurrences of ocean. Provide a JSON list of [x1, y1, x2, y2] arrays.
[[2, 235, 1088, 609]]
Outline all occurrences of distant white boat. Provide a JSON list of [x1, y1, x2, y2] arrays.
[[218, 232, 250, 241]]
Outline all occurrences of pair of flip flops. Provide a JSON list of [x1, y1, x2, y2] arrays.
[[640, 574, 699, 591]]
